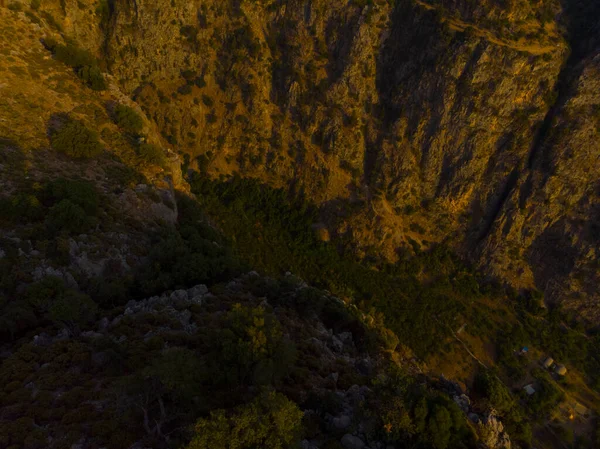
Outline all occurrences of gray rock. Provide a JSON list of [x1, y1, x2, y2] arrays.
[[355, 358, 372, 375], [33, 333, 51, 346], [92, 352, 109, 367], [98, 317, 110, 331], [341, 434, 365, 449], [453, 394, 471, 413], [179, 310, 192, 326], [81, 331, 103, 339], [56, 329, 70, 340], [331, 335, 344, 352], [338, 332, 353, 344], [300, 440, 319, 449], [147, 296, 162, 307], [188, 284, 208, 298], [170, 289, 188, 302], [333, 414, 352, 430], [468, 413, 480, 423]]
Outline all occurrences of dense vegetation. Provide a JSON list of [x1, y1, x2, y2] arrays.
[[189, 174, 494, 358], [188, 173, 600, 393]]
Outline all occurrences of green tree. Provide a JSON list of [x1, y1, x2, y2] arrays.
[[427, 405, 452, 449], [211, 304, 296, 387], [186, 391, 303, 449], [474, 370, 515, 415], [413, 397, 429, 433]]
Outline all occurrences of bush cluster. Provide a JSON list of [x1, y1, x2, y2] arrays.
[[43, 39, 107, 91], [50, 118, 103, 158], [113, 104, 144, 134]]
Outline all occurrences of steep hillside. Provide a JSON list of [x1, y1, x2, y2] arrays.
[[3, 0, 598, 321]]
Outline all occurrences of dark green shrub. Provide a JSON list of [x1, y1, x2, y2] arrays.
[[194, 75, 207, 88], [178, 84, 193, 95], [77, 65, 108, 91], [113, 104, 144, 133], [43, 178, 99, 215], [45, 200, 93, 234], [202, 95, 214, 107], [50, 119, 103, 158], [53, 42, 95, 69], [0, 193, 44, 222], [45, 40, 107, 91], [137, 143, 166, 166], [49, 290, 97, 333], [31, 0, 41, 10]]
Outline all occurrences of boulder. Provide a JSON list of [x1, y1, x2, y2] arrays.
[[300, 440, 319, 449], [81, 331, 103, 339], [170, 289, 188, 302], [178, 309, 192, 326], [188, 284, 208, 299], [97, 317, 110, 331], [333, 414, 352, 430], [341, 434, 365, 449], [33, 333, 52, 346], [91, 351, 109, 367], [453, 394, 471, 413], [338, 332, 353, 344], [331, 335, 344, 352]]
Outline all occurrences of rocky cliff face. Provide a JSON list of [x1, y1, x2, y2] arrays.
[[1, 0, 599, 320]]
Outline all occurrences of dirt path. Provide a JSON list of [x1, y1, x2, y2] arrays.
[[414, 0, 562, 56]]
